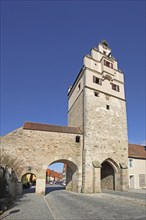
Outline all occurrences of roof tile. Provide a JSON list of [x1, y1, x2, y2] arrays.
[[23, 122, 82, 135], [128, 144, 146, 159]]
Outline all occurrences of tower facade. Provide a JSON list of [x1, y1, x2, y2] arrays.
[[68, 41, 129, 192]]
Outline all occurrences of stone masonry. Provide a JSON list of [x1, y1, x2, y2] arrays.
[[68, 41, 129, 193], [1, 125, 83, 194]]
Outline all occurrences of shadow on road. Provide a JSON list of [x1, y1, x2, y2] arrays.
[[0, 209, 20, 220], [23, 186, 36, 194], [0, 193, 28, 220], [22, 184, 65, 195], [45, 185, 65, 195]]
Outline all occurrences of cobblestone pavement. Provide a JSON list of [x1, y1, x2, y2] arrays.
[[0, 193, 53, 220], [0, 188, 145, 220]]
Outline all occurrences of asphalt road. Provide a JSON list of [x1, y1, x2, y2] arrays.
[[0, 186, 146, 220]]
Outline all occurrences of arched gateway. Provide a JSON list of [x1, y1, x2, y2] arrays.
[[101, 158, 119, 191], [1, 41, 129, 194], [49, 159, 79, 192]]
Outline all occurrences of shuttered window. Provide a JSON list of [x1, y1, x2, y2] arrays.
[[104, 60, 113, 69], [93, 76, 102, 85], [112, 83, 120, 92]]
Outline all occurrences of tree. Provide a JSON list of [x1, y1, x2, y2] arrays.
[[0, 150, 24, 177]]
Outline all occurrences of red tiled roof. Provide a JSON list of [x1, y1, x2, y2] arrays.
[[128, 144, 146, 159], [23, 122, 82, 134]]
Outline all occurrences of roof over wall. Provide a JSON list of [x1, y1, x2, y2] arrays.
[[23, 122, 82, 135], [128, 144, 146, 159]]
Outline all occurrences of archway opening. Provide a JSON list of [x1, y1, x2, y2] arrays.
[[21, 173, 36, 193], [46, 162, 65, 185], [45, 159, 78, 194], [101, 161, 115, 190]]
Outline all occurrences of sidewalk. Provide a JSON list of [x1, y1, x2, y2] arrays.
[[102, 188, 146, 202], [129, 188, 146, 194]]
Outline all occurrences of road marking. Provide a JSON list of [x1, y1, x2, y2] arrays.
[[42, 196, 56, 220], [42, 196, 64, 220]]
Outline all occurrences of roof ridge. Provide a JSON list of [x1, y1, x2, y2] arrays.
[[24, 121, 79, 129]]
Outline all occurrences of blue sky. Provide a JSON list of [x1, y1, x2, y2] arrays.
[[1, 0, 145, 168]]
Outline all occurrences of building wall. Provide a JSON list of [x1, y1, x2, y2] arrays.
[[1, 127, 83, 193], [68, 90, 84, 131], [128, 157, 146, 189], [84, 88, 128, 157], [68, 74, 84, 111], [84, 67, 125, 100], [67, 42, 129, 193], [82, 87, 129, 192]]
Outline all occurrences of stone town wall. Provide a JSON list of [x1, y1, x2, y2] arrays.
[[1, 128, 83, 186]]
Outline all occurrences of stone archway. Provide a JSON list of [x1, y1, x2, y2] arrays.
[[101, 160, 116, 190], [47, 159, 79, 193], [21, 172, 36, 190]]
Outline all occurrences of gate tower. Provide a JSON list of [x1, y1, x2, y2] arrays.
[[68, 41, 129, 192]]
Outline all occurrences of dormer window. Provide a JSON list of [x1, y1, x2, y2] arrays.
[[93, 76, 102, 85], [104, 60, 113, 69]]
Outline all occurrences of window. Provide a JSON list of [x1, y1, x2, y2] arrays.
[[104, 60, 113, 69], [106, 105, 110, 110], [103, 51, 106, 55], [129, 159, 133, 168], [93, 76, 102, 85], [94, 91, 99, 97], [129, 175, 135, 188], [112, 83, 120, 92], [139, 174, 145, 187], [76, 136, 80, 143], [78, 83, 81, 91]]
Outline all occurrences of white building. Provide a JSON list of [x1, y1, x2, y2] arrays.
[[128, 144, 146, 189]]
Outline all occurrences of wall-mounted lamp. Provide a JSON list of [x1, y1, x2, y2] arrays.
[[27, 166, 31, 171]]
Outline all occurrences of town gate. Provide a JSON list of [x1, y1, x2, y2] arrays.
[[1, 122, 83, 194], [1, 41, 129, 194]]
